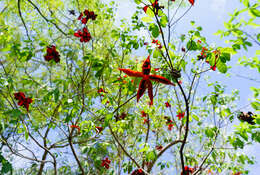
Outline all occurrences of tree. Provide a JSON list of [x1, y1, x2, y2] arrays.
[[0, 0, 259, 175]]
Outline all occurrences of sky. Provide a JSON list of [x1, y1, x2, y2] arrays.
[[109, 0, 260, 174]]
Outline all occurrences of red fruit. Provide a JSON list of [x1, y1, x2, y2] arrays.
[[96, 126, 103, 133], [77, 13, 83, 20], [98, 88, 106, 93], [14, 92, 32, 111], [168, 123, 174, 130], [81, 17, 88, 24], [101, 157, 111, 169], [141, 111, 147, 117], [78, 9, 97, 24], [189, 0, 195, 6], [166, 119, 173, 125], [181, 166, 194, 175], [120, 112, 127, 120], [74, 27, 92, 43], [210, 65, 216, 71], [156, 145, 163, 151], [131, 169, 145, 175], [143, 118, 149, 124], [119, 55, 174, 105], [70, 125, 80, 133], [177, 112, 185, 120], [44, 45, 60, 63], [165, 101, 171, 108], [14, 92, 25, 101], [233, 172, 242, 175], [143, 5, 149, 13]]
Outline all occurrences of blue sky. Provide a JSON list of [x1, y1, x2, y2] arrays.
[[110, 0, 260, 174]]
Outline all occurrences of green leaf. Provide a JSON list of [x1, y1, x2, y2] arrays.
[[233, 137, 244, 149], [141, 16, 153, 23], [210, 95, 217, 105], [232, 44, 241, 50], [197, 26, 202, 31], [252, 131, 260, 142], [4, 109, 22, 119], [139, 145, 149, 153], [39, 42, 46, 47], [146, 6, 155, 17], [160, 15, 168, 28], [147, 151, 156, 161], [224, 22, 230, 29], [186, 40, 197, 51], [104, 114, 113, 126], [153, 49, 160, 58], [24, 130, 29, 140], [83, 52, 93, 60], [0, 152, 12, 174], [168, 43, 175, 50], [205, 127, 215, 138], [169, 50, 175, 59], [242, 0, 250, 7], [53, 88, 59, 102], [239, 131, 248, 141], [95, 67, 104, 78], [192, 114, 200, 121], [250, 87, 260, 98], [216, 61, 228, 73], [180, 34, 185, 42], [249, 8, 260, 17], [149, 24, 160, 38], [251, 101, 260, 110], [220, 52, 231, 62], [134, 0, 141, 4]]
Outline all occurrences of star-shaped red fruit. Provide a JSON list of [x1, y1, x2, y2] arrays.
[[78, 9, 97, 24], [101, 157, 111, 169], [177, 112, 185, 120], [181, 166, 194, 175], [44, 45, 60, 63], [165, 101, 171, 108], [14, 92, 33, 111], [119, 56, 174, 105], [74, 27, 91, 43]]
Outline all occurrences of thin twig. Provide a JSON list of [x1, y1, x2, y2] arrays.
[[27, 0, 67, 36], [18, 0, 31, 40]]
